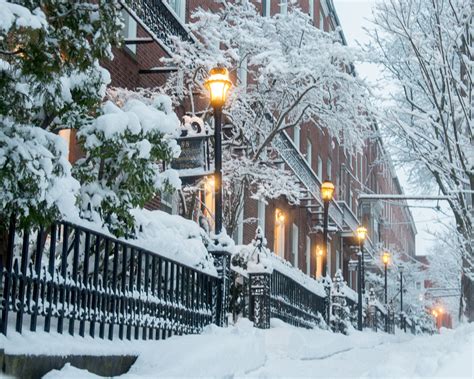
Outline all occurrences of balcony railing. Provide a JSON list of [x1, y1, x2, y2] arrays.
[[122, 0, 193, 54]]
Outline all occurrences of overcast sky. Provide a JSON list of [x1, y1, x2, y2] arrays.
[[333, 0, 453, 256]]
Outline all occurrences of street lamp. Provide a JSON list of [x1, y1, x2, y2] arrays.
[[204, 67, 232, 234], [321, 180, 335, 277], [321, 180, 334, 326], [399, 265, 405, 332], [382, 251, 390, 332], [356, 225, 367, 331]]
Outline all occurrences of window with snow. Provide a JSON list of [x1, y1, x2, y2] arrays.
[[293, 126, 300, 151], [306, 236, 311, 275], [280, 0, 288, 15], [238, 56, 248, 90], [326, 158, 332, 180], [122, 10, 137, 54], [204, 176, 215, 227], [319, 8, 325, 30], [262, 0, 271, 17], [309, 0, 314, 22], [317, 156, 323, 179], [258, 200, 266, 232], [306, 138, 312, 167], [166, 0, 186, 21]]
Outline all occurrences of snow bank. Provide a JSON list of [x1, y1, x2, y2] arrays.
[[66, 208, 217, 276], [7, 319, 473, 378]]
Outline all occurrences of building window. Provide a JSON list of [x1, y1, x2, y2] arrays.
[[204, 176, 215, 223], [122, 10, 137, 54], [280, 0, 288, 15], [316, 246, 323, 279], [306, 138, 312, 167], [167, 0, 186, 21], [292, 223, 299, 268], [309, 0, 314, 21], [306, 236, 311, 275], [258, 199, 266, 232], [262, 0, 271, 17], [336, 250, 341, 271], [238, 56, 248, 90], [294, 126, 300, 150], [274, 209, 286, 258], [319, 8, 324, 30], [234, 197, 244, 245], [317, 156, 323, 179], [326, 158, 332, 180]]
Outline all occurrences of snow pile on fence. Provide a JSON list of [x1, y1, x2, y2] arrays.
[[67, 208, 216, 276], [232, 240, 326, 298]]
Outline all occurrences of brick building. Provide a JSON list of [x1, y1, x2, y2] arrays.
[[71, 0, 417, 294]]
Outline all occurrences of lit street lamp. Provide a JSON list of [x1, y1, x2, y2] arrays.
[[204, 67, 232, 234], [321, 180, 335, 277], [321, 181, 335, 326], [382, 251, 390, 332], [356, 225, 367, 331]]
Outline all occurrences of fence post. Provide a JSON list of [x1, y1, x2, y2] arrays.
[[210, 250, 231, 327], [249, 272, 271, 329]]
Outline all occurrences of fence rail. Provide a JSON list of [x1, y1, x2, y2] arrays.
[[1, 218, 217, 340], [270, 270, 325, 329]]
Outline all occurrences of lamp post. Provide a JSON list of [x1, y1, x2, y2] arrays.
[[204, 67, 232, 234], [356, 225, 367, 331], [399, 265, 405, 332], [321, 181, 335, 326], [321, 180, 335, 277], [382, 251, 390, 332]]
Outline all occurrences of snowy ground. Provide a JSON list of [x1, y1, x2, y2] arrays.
[[3, 319, 472, 378]]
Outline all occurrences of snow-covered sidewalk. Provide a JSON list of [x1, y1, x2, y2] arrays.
[[5, 319, 472, 378]]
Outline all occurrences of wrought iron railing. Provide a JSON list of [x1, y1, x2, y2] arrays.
[[273, 132, 344, 229], [0, 218, 217, 340], [269, 270, 325, 329], [122, 0, 193, 52]]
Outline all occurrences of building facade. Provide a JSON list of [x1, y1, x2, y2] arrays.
[[68, 0, 417, 293]]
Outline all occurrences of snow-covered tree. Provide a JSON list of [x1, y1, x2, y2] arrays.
[[367, 0, 473, 321], [0, 0, 122, 228], [164, 0, 372, 235], [74, 89, 182, 237], [426, 228, 463, 320]]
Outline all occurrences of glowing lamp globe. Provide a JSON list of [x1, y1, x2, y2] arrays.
[[321, 181, 335, 202], [276, 211, 285, 224], [356, 226, 368, 241], [382, 251, 390, 265], [204, 67, 232, 108]]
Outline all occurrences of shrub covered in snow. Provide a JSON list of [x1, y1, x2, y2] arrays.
[[0, 118, 79, 227], [0, 0, 122, 227], [74, 95, 182, 237]]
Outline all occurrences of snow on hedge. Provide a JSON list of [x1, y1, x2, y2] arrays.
[[67, 208, 216, 276], [0, 118, 80, 226]]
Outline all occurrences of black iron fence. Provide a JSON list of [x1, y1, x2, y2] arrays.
[[270, 270, 325, 329], [0, 217, 434, 340], [0, 217, 218, 340]]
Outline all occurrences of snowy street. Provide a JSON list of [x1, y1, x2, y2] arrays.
[[36, 319, 473, 378]]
